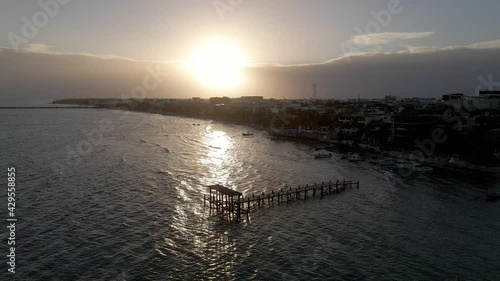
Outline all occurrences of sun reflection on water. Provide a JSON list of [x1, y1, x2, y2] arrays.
[[159, 125, 243, 279], [200, 127, 234, 185]]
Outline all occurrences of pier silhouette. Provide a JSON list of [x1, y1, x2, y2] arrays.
[[204, 180, 360, 222]]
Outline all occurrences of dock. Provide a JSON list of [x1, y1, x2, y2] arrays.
[[204, 180, 360, 222]]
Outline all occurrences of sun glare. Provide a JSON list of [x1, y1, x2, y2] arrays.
[[184, 40, 249, 90]]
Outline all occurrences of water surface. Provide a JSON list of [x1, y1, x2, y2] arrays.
[[1, 109, 499, 280]]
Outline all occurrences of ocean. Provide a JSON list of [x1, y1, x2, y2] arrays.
[[1, 108, 499, 280]]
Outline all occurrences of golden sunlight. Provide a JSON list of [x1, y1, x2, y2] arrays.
[[184, 40, 249, 90], [200, 128, 234, 185], [206, 130, 232, 157]]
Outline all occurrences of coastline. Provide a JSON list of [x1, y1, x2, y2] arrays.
[[49, 98, 500, 177], [104, 106, 500, 177]]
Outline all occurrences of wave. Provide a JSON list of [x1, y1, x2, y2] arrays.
[[156, 170, 172, 176], [139, 138, 170, 153]]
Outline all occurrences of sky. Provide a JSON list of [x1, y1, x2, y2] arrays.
[[1, 0, 500, 64], [1, 0, 500, 101]]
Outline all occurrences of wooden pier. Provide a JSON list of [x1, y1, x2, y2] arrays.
[[204, 180, 360, 222]]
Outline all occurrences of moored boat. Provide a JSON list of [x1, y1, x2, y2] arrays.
[[348, 153, 363, 162], [314, 153, 332, 159]]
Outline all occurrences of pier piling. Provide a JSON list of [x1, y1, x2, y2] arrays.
[[203, 179, 360, 221]]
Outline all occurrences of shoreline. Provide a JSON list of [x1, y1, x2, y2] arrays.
[[158, 109, 500, 176], [71, 104, 500, 176]]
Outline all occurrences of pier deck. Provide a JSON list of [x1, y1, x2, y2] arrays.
[[204, 180, 360, 221]]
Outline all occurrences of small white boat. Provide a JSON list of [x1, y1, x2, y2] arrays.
[[447, 156, 460, 166], [348, 153, 363, 162], [242, 131, 253, 136]]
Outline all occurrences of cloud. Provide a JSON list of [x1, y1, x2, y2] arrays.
[[1, 37, 500, 102], [467, 39, 500, 49], [0, 44, 181, 64], [247, 47, 500, 99], [0, 46, 230, 102], [341, 34, 500, 59], [399, 39, 500, 54], [24, 43, 53, 53], [348, 32, 435, 48], [400, 45, 451, 54]]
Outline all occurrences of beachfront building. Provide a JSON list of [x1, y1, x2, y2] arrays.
[[209, 96, 231, 105], [447, 91, 500, 111], [240, 96, 264, 103]]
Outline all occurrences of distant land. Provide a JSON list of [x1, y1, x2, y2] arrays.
[[52, 95, 500, 169], [1, 46, 500, 101]]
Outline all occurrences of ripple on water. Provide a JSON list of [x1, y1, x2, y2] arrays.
[[1, 110, 499, 280]]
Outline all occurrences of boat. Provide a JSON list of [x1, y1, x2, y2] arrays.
[[396, 162, 433, 173], [348, 153, 363, 162], [242, 131, 254, 136], [341, 152, 354, 160], [270, 137, 280, 141], [369, 157, 397, 166], [447, 155, 460, 166], [486, 192, 500, 201], [314, 153, 332, 159]]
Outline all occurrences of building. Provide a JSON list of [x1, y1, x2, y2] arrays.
[[448, 92, 500, 111], [479, 91, 500, 99], [240, 96, 264, 103], [209, 96, 231, 105]]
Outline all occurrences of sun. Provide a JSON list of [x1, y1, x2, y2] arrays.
[[184, 40, 249, 90]]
